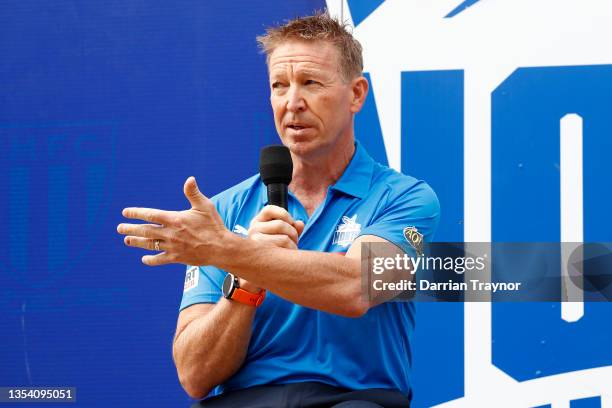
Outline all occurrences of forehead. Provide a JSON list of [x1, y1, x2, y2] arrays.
[[268, 40, 340, 75]]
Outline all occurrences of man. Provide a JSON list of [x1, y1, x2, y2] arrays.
[[117, 12, 439, 408]]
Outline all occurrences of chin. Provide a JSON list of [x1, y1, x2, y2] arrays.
[[284, 139, 322, 157]]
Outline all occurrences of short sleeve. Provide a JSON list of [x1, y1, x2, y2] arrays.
[[179, 264, 226, 311], [358, 180, 440, 256], [179, 194, 229, 311]]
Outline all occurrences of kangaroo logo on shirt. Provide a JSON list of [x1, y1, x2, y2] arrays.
[[333, 215, 361, 248]]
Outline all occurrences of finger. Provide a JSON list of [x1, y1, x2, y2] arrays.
[[250, 233, 296, 249], [142, 252, 174, 266], [116, 223, 165, 239], [124, 236, 165, 251], [249, 219, 298, 243], [122, 207, 174, 225], [251, 205, 295, 224], [184, 176, 210, 210], [294, 220, 305, 237]]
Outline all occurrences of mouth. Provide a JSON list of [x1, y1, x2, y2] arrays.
[[286, 124, 310, 131]]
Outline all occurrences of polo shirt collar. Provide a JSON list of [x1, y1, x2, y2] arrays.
[[329, 140, 374, 199], [259, 140, 374, 203]]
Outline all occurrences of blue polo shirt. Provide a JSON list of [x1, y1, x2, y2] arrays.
[[179, 141, 440, 397]]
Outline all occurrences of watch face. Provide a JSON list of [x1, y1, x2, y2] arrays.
[[222, 274, 235, 298]]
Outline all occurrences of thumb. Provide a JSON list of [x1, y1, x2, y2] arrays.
[[184, 176, 208, 209], [294, 220, 305, 237]]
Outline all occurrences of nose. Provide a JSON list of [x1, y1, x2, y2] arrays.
[[286, 84, 306, 113]]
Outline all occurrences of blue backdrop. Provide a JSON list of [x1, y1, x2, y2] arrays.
[[2, 1, 611, 407], [0, 1, 326, 406]]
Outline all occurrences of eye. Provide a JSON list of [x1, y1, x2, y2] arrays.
[[305, 79, 320, 86], [272, 82, 286, 89]]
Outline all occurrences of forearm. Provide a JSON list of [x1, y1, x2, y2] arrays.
[[173, 299, 255, 399], [216, 232, 366, 317]]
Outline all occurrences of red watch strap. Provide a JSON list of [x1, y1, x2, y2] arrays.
[[231, 287, 266, 307]]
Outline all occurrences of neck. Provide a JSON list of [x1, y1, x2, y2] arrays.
[[289, 135, 355, 206]]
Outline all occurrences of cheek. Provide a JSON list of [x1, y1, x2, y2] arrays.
[[270, 102, 286, 135], [321, 96, 347, 122], [311, 95, 335, 118], [270, 99, 283, 120]]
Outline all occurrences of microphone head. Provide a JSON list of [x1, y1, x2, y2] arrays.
[[259, 145, 293, 185]]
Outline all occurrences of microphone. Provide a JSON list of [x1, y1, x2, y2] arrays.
[[259, 145, 293, 210]]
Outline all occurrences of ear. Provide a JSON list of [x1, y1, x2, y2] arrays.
[[349, 76, 369, 114]]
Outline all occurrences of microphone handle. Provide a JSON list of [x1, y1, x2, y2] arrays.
[[267, 183, 288, 210]]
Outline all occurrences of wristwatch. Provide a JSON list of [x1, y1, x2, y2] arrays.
[[222, 274, 266, 307]]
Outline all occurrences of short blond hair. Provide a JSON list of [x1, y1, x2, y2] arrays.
[[256, 11, 363, 81]]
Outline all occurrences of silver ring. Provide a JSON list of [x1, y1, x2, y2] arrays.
[[154, 240, 161, 251]]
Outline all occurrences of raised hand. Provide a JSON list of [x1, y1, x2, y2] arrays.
[[117, 177, 229, 266]]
